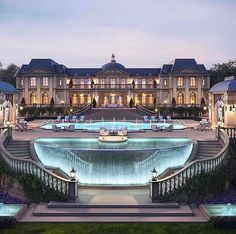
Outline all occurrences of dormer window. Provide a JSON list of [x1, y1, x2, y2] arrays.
[[59, 69, 62, 73], [148, 73, 152, 77], [87, 73, 90, 77], [136, 73, 139, 76], [20, 78, 24, 86], [74, 72, 78, 76], [59, 79, 62, 86], [163, 79, 167, 86]]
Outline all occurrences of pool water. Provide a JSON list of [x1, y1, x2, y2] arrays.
[[41, 121, 186, 131], [0, 203, 23, 217], [203, 204, 236, 217], [34, 138, 193, 186]]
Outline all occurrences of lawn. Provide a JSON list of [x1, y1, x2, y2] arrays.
[[1, 223, 236, 234]]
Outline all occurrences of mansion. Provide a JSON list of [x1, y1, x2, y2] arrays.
[[16, 55, 210, 107]]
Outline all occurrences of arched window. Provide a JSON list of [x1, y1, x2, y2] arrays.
[[148, 94, 153, 105], [142, 93, 146, 105], [177, 93, 184, 105], [134, 94, 139, 105], [30, 93, 36, 104], [42, 92, 48, 105], [72, 94, 78, 105], [190, 93, 196, 104]]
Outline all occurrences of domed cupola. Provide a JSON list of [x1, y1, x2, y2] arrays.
[[101, 54, 125, 71]]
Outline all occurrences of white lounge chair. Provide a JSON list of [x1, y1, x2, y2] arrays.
[[55, 115, 62, 123], [64, 116, 69, 122], [99, 128, 109, 136], [166, 115, 173, 122], [52, 124, 61, 132], [159, 116, 164, 122], [71, 115, 77, 122], [150, 116, 158, 122], [65, 124, 75, 131], [163, 124, 173, 131], [143, 116, 149, 122], [151, 125, 161, 132], [118, 128, 128, 136], [79, 116, 85, 122]]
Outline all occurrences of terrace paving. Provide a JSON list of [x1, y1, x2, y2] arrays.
[[12, 118, 216, 142]]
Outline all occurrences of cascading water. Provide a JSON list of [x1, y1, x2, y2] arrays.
[[34, 138, 193, 186]]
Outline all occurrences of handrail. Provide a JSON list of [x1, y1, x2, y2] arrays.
[[220, 127, 236, 139], [150, 129, 230, 201], [0, 128, 78, 201], [136, 104, 155, 116], [74, 103, 92, 115]]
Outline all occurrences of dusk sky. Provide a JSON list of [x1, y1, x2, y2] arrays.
[[0, 0, 235, 69]]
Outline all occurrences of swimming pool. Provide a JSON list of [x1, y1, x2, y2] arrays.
[[34, 138, 193, 186], [41, 121, 186, 131], [0, 203, 23, 217]]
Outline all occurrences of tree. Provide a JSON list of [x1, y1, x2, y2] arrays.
[[92, 98, 97, 108], [209, 60, 236, 87], [91, 79, 95, 89], [132, 80, 135, 89], [153, 79, 157, 88], [50, 98, 55, 107], [129, 98, 134, 108], [0, 63, 19, 86], [172, 97, 176, 107]]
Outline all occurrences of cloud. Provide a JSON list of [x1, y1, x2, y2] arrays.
[[0, 0, 235, 68]]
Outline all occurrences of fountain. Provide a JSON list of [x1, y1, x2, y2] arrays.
[[224, 203, 233, 215]]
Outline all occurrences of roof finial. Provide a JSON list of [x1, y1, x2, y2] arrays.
[[111, 53, 116, 63]]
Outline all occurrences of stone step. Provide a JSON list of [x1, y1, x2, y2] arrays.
[[47, 201, 179, 209], [33, 204, 194, 217]]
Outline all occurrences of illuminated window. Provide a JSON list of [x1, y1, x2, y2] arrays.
[[148, 94, 154, 105], [177, 77, 184, 87], [80, 94, 84, 104], [30, 93, 36, 104], [20, 78, 24, 86], [30, 77, 36, 87], [42, 77, 48, 87], [142, 93, 146, 105], [87, 95, 92, 104], [42, 93, 48, 105], [190, 93, 196, 104], [177, 93, 184, 104], [156, 78, 160, 85], [59, 79, 62, 86], [72, 94, 78, 105], [190, 77, 196, 87], [202, 78, 205, 86], [163, 79, 167, 86], [134, 95, 139, 104]]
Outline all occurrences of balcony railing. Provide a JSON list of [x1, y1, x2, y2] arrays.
[[67, 84, 157, 89]]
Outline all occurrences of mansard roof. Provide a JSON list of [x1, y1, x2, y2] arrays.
[[171, 58, 208, 74], [126, 68, 161, 77], [17, 58, 208, 77], [66, 68, 102, 77]]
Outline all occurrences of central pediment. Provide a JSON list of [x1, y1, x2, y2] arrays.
[[29, 69, 52, 74], [176, 68, 200, 74]]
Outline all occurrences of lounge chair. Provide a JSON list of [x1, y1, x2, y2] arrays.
[[166, 115, 173, 122], [64, 116, 69, 122], [15, 122, 27, 131], [55, 115, 62, 123], [52, 124, 61, 132], [197, 119, 212, 131], [118, 128, 128, 136], [71, 115, 77, 122], [158, 116, 164, 122], [143, 116, 149, 122], [99, 128, 109, 136], [151, 125, 161, 132], [79, 116, 85, 122], [65, 124, 75, 132], [150, 116, 158, 122], [163, 124, 173, 131]]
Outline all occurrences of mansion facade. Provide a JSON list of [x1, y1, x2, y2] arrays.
[[16, 55, 210, 107]]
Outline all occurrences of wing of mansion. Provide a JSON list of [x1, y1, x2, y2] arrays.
[[16, 54, 210, 107]]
